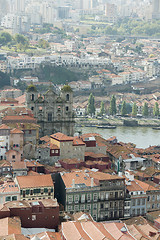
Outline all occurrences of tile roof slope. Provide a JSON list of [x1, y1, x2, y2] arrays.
[[61, 171, 97, 188], [10, 128, 24, 134], [16, 174, 53, 188], [0, 182, 19, 193], [92, 222, 115, 240], [73, 222, 92, 240], [0, 234, 29, 240], [27, 170, 40, 176], [0, 124, 10, 129], [72, 137, 85, 146], [50, 132, 73, 141], [103, 222, 134, 240], [134, 179, 158, 192], [126, 181, 144, 192], [89, 171, 124, 181], [0, 217, 21, 236], [81, 221, 108, 240], [62, 222, 84, 240], [2, 115, 37, 122], [11, 162, 27, 169], [32, 232, 62, 240], [40, 135, 50, 142]]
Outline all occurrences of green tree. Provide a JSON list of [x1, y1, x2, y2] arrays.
[[0, 32, 12, 45], [15, 34, 29, 50], [142, 102, 149, 117], [132, 102, 137, 117], [109, 95, 116, 115], [87, 93, 95, 116], [100, 101, 105, 115], [38, 39, 49, 49], [121, 101, 127, 116], [153, 102, 159, 116]]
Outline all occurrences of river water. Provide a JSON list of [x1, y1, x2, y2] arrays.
[[79, 126, 160, 149]]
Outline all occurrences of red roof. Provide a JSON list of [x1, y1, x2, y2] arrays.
[[50, 132, 73, 142]]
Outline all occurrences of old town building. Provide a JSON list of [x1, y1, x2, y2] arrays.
[[55, 169, 125, 221], [26, 84, 75, 136]]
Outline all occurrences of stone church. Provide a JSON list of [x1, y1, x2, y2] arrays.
[[26, 84, 75, 137]]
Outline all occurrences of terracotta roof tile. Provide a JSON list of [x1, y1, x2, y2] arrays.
[[16, 174, 53, 188], [50, 132, 73, 141], [0, 124, 10, 130], [10, 128, 23, 134]]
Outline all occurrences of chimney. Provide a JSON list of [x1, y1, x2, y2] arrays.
[[91, 178, 94, 187], [72, 179, 75, 188]]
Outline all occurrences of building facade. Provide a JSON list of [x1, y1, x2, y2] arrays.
[[56, 170, 125, 221], [26, 84, 75, 136]]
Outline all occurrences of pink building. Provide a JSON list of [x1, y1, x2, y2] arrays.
[[5, 150, 21, 162], [10, 128, 24, 155]]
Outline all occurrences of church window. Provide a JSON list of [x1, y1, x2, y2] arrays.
[[66, 94, 69, 101], [48, 113, 52, 122], [31, 94, 34, 101]]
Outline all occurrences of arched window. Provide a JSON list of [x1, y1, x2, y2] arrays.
[[66, 106, 69, 111], [66, 94, 69, 101], [31, 94, 34, 101]]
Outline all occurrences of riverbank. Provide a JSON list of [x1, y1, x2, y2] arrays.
[[75, 117, 160, 128]]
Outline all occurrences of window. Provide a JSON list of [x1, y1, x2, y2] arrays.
[[74, 195, 79, 203], [137, 208, 140, 215], [32, 215, 36, 221], [5, 196, 11, 202], [74, 205, 79, 211], [87, 204, 91, 210], [31, 94, 34, 101], [87, 194, 91, 202], [80, 205, 85, 211], [12, 155, 15, 159], [101, 203, 104, 209], [141, 208, 145, 215], [66, 94, 69, 101], [48, 113, 52, 122], [55, 150, 58, 153], [132, 199, 136, 206], [12, 196, 17, 201], [93, 204, 97, 210], [93, 193, 98, 201], [147, 196, 150, 201], [68, 195, 73, 204], [52, 150, 54, 153], [142, 198, 145, 205], [152, 195, 155, 201], [66, 106, 69, 111], [31, 107, 34, 111], [81, 194, 85, 203], [115, 192, 118, 198], [137, 199, 140, 205], [106, 193, 109, 200], [67, 206, 72, 211]]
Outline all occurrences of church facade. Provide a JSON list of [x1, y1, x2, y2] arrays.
[[26, 84, 75, 137]]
